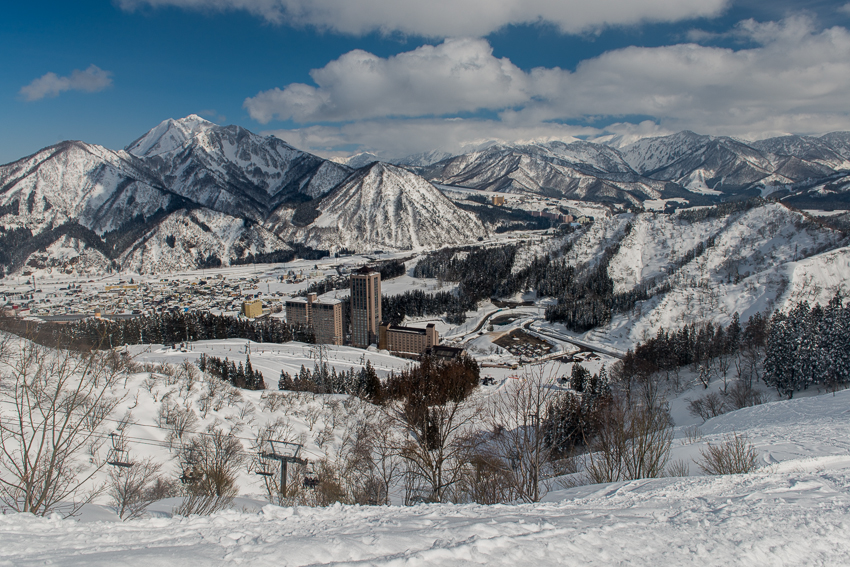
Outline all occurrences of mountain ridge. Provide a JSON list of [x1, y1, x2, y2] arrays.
[[3, 117, 850, 275]]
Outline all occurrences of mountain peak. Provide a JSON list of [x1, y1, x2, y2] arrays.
[[177, 114, 214, 126], [126, 115, 217, 157], [284, 159, 485, 252]]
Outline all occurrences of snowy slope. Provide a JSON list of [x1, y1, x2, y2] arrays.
[[332, 152, 380, 169], [0, 141, 173, 235], [819, 132, 850, 160], [126, 114, 216, 157], [621, 131, 850, 195], [621, 131, 715, 174], [2, 384, 849, 566], [607, 211, 727, 294], [422, 143, 670, 205], [393, 149, 456, 167], [118, 209, 293, 274], [583, 203, 846, 350], [284, 162, 487, 252], [751, 135, 850, 171]]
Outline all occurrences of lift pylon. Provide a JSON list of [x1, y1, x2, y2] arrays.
[[259, 440, 306, 497]]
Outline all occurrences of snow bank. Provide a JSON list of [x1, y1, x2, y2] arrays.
[[2, 388, 849, 566]]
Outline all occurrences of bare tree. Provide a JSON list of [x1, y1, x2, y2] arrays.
[[197, 377, 225, 418], [0, 342, 123, 516], [363, 413, 403, 505], [173, 425, 244, 516], [486, 364, 560, 502], [261, 392, 288, 412], [387, 396, 481, 504], [714, 349, 733, 394], [0, 332, 14, 364], [454, 449, 514, 505], [157, 397, 199, 449], [107, 452, 167, 520], [584, 395, 673, 484], [382, 355, 481, 504], [697, 432, 759, 475], [686, 392, 730, 422]]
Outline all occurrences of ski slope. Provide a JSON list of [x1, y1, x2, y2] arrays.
[[2, 387, 849, 566]]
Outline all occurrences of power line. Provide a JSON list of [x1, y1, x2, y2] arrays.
[[0, 397, 329, 461]]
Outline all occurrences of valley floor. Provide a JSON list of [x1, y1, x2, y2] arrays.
[[2, 389, 849, 566]]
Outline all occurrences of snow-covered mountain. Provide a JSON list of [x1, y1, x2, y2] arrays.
[[1, 118, 488, 274], [0, 134, 302, 275], [420, 131, 850, 203], [393, 150, 456, 168], [334, 149, 456, 169], [620, 131, 850, 195], [129, 116, 352, 219], [512, 201, 848, 350], [0, 141, 172, 235], [281, 162, 487, 252], [5, 117, 850, 276], [419, 142, 678, 205], [332, 152, 380, 169]]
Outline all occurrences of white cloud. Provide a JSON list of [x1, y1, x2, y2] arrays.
[[250, 16, 850, 157], [20, 65, 113, 101], [521, 16, 850, 136], [245, 39, 532, 122], [117, 0, 728, 37], [263, 118, 668, 161]]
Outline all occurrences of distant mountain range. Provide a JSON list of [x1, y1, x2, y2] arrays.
[[1, 116, 849, 275], [410, 131, 850, 207]]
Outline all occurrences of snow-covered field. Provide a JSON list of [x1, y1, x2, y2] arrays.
[[2, 389, 849, 566]]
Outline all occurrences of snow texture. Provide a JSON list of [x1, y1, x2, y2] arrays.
[[2, 387, 849, 566], [285, 162, 487, 252]]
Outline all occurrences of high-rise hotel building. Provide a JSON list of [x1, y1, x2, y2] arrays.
[[350, 267, 381, 348], [285, 293, 343, 345]]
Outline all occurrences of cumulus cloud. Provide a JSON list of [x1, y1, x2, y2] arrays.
[[116, 0, 728, 37], [20, 65, 113, 101], [249, 16, 850, 157], [245, 39, 532, 122], [520, 16, 850, 137]]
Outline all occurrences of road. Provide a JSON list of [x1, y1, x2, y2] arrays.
[[530, 324, 626, 359], [448, 305, 626, 361]]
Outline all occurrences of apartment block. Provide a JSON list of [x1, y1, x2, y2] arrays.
[[241, 299, 263, 318], [285, 293, 343, 345]]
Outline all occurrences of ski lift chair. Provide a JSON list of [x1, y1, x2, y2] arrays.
[[256, 453, 275, 477], [106, 432, 134, 468], [180, 465, 202, 485], [302, 461, 319, 489]]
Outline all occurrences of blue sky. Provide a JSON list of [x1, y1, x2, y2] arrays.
[[2, 0, 850, 164]]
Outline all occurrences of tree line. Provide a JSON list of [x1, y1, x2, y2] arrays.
[[764, 294, 850, 397], [197, 353, 266, 390], [382, 289, 477, 326], [278, 359, 382, 400], [0, 311, 315, 351], [618, 293, 850, 400]]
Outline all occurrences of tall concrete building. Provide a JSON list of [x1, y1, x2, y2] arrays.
[[350, 267, 381, 348], [285, 293, 343, 345]]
